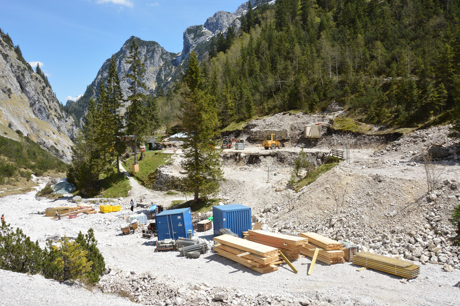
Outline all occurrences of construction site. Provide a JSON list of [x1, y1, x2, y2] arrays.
[[1, 112, 460, 305]]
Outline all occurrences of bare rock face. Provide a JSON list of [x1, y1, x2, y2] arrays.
[[68, 1, 267, 123], [68, 36, 179, 122], [0, 32, 77, 162], [204, 11, 236, 34]]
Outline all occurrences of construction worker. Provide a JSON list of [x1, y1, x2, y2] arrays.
[[1, 214, 4, 222]]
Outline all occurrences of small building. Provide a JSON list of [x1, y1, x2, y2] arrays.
[[155, 208, 193, 240], [213, 204, 252, 238]]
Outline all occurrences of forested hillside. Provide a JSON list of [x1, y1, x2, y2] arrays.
[[171, 0, 460, 129]]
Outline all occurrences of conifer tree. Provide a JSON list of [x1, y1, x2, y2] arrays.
[[0, 221, 43, 275], [180, 51, 223, 202], [75, 229, 105, 284], [107, 56, 126, 174], [53, 237, 92, 282], [125, 39, 147, 167], [209, 36, 217, 58]]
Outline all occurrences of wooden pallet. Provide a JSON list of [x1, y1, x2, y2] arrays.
[[300, 232, 343, 251], [353, 252, 420, 279]]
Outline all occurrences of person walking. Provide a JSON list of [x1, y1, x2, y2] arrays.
[[55, 211, 60, 220], [1, 214, 4, 222], [130, 199, 134, 212]]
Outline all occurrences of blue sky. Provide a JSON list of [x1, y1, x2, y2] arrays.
[[0, 0, 245, 104]]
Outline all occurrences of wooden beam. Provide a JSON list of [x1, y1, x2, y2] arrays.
[[308, 248, 319, 275]]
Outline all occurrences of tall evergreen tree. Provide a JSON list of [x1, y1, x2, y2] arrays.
[[107, 56, 126, 174], [124, 39, 147, 168], [209, 36, 218, 58], [180, 52, 223, 202]]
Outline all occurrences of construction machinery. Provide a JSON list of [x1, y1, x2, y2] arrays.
[[262, 134, 283, 150], [222, 136, 237, 149]]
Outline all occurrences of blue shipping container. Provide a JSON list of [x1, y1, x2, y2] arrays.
[[213, 204, 252, 238], [155, 208, 193, 240]]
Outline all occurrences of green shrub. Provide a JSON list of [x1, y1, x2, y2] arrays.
[[0, 221, 43, 274], [75, 229, 105, 283], [452, 205, 460, 226]]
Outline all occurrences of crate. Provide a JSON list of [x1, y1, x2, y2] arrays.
[[197, 220, 212, 232], [112, 205, 121, 212], [100, 205, 113, 213]]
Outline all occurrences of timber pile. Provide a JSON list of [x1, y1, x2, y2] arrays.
[[45, 207, 79, 217], [245, 230, 308, 261], [299, 233, 344, 264], [353, 252, 420, 279], [51, 208, 96, 220], [214, 234, 279, 274], [300, 232, 343, 250], [301, 242, 345, 265]]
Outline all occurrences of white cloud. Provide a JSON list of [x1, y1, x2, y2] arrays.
[[28, 61, 44, 68], [97, 0, 133, 7], [66, 94, 83, 102], [147, 2, 159, 6]]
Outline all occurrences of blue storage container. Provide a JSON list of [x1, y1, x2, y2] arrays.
[[155, 208, 193, 240], [213, 204, 252, 238]]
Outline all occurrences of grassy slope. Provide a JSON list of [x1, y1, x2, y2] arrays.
[[0, 134, 67, 196], [98, 172, 131, 198], [123, 151, 172, 185]]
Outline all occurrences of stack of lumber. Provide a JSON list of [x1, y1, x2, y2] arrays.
[[245, 230, 308, 261], [353, 252, 420, 279], [45, 207, 79, 217], [214, 234, 279, 274], [51, 207, 96, 220], [300, 233, 343, 250], [299, 233, 345, 265]]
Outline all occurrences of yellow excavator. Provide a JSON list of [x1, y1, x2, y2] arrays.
[[262, 134, 283, 150]]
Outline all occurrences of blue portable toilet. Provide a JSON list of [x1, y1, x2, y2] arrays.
[[213, 204, 252, 238], [155, 208, 193, 240]]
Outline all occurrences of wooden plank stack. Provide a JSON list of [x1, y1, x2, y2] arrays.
[[245, 230, 308, 261], [299, 232, 345, 265], [214, 234, 279, 273], [50, 207, 96, 220], [353, 252, 420, 279]]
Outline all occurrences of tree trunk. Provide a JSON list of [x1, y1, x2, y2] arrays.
[[134, 124, 138, 165]]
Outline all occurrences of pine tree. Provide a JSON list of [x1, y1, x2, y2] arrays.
[[0, 222, 43, 275], [247, 2, 256, 30], [209, 36, 217, 58], [107, 56, 126, 174], [125, 39, 148, 167], [53, 237, 92, 282], [75, 229, 105, 284], [180, 51, 223, 202], [216, 32, 226, 53]]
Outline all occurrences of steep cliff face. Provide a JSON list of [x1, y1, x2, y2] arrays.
[[69, 0, 259, 122], [0, 32, 77, 163], [68, 36, 179, 122]]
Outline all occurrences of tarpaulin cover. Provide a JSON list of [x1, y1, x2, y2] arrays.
[[149, 205, 158, 212]]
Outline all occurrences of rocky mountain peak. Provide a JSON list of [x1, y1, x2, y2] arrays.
[[0, 31, 77, 162]]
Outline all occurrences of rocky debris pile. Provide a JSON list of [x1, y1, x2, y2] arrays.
[[375, 125, 459, 160], [256, 170, 460, 270], [98, 267, 338, 305]]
